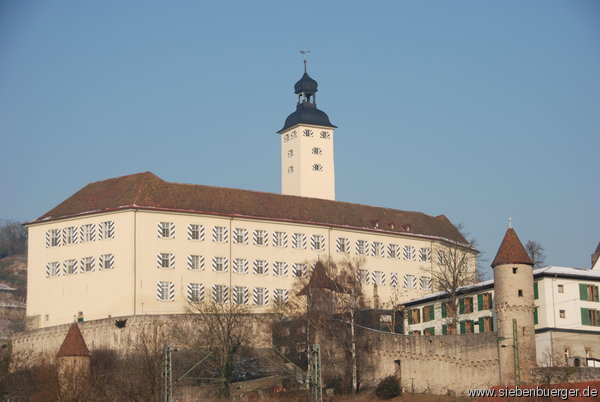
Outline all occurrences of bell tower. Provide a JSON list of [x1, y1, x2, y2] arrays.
[[278, 61, 337, 200]]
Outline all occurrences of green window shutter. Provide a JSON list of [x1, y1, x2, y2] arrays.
[[533, 307, 538, 325], [479, 317, 485, 333], [478, 294, 483, 311], [459, 299, 465, 314], [596, 310, 600, 326], [430, 327, 435, 335], [490, 317, 494, 331], [581, 308, 590, 326], [441, 303, 447, 318], [417, 309, 421, 323], [408, 310, 413, 325], [442, 324, 448, 335], [595, 287, 599, 302], [460, 321, 466, 334], [429, 305, 435, 320], [534, 282, 539, 300], [580, 284, 589, 301]]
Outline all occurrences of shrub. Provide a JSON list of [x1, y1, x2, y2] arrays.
[[375, 375, 401, 399]]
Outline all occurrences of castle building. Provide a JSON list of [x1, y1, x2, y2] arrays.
[[25, 67, 475, 329], [403, 228, 600, 371]]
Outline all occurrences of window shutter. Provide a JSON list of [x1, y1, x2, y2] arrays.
[[442, 324, 448, 335], [596, 310, 600, 326], [533, 307, 538, 325], [581, 308, 590, 326], [478, 294, 483, 311], [408, 310, 413, 325], [459, 299, 465, 314], [595, 287, 599, 302], [478, 317, 485, 333], [490, 317, 494, 331], [460, 321, 466, 334], [580, 284, 589, 301], [429, 305, 434, 321], [417, 309, 421, 323], [533, 282, 539, 300], [429, 327, 435, 335], [441, 303, 447, 318]]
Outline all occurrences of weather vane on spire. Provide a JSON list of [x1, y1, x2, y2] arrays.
[[508, 217, 512, 229], [300, 49, 310, 72]]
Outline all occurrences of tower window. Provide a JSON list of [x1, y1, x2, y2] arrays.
[[558, 284, 564, 293], [311, 147, 322, 155], [287, 149, 294, 157], [518, 289, 523, 297], [560, 309, 566, 318], [288, 166, 294, 174], [320, 131, 331, 139], [512, 267, 518, 274], [312, 164, 323, 171], [303, 129, 313, 137], [283, 134, 290, 142]]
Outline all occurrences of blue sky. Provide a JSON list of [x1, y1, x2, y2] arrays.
[[1, 1, 598, 278]]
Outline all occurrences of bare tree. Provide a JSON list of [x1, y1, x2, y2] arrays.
[[0, 220, 27, 258], [276, 257, 367, 394], [174, 300, 252, 398], [428, 238, 478, 333], [525, 240, 546, 268]]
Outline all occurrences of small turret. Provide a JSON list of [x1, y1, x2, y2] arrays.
[[492, 226, 536, 385]]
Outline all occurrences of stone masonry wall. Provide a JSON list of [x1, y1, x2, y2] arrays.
[[357, 328, 500, 395], [11, 314, 274, 364]]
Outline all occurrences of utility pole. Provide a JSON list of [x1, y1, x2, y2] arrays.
[[163, 344, 173, 402], [310, 344, 322, 402], [513, 319, 520, 386]]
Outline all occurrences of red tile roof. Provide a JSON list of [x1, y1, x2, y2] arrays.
[[491, 227, 533, 268], [30, 172, 469, 246], [56, 323, 90, 357]]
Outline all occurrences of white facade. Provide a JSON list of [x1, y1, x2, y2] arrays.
[[27, 207, 471, 328], [280, 124, 335, 200]]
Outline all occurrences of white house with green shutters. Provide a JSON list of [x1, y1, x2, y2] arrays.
[[402, 266, 600, 367]]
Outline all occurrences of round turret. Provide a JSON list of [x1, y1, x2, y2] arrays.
[[492, 227, 536, 385]]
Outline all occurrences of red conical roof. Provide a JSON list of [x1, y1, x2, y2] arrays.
[[491, 227, 533, 268], [297, 261, 347, 296], [56, 323, 91, 357]]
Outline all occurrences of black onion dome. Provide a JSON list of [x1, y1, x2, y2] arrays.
[[294, 72, 318, 94], [278, 103, 336, 133]]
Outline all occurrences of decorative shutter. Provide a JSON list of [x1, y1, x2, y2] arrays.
[[45, 262, 52, 277], [581, 308, 590, 325], [533, 282, 539, 299], [580, 284, 588, 301], [391, 273, 398, 288], [479, 317, 485, 333], [441, 302, 447, 318], [408, 310, 413, 325], [595, 287, 599, 302], [534, 307, 539, 325], [45, 230, 51, 248], [169, 254, 175, 269], [429, 327, 435, 335], [168, 282, 175, 301], [416, 309, 421, 324], [429, 305, 434, 321], [442, 324, 448, 335], [490, 317, 494, 331], [459, 299, 465, 314], [478, 294, 483, 311], [460, 321, 466, 334]]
